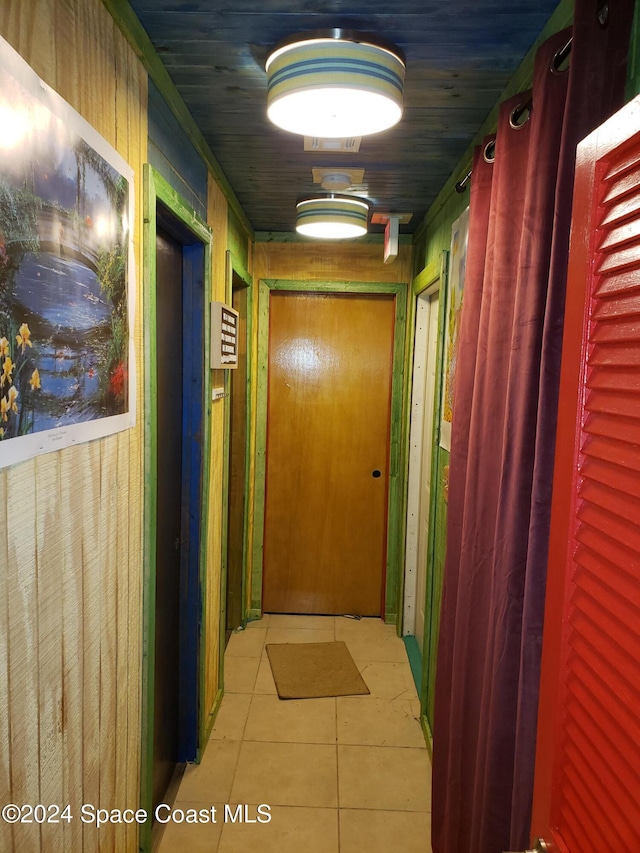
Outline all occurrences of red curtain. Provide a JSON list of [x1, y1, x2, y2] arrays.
[[432, 3, 635, 851]]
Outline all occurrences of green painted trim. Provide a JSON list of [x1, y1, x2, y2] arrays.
[[399, 260, 442, 639], [218, 262, 233, 712], [226, 252, 254, 627], [387, 282, 409, 626], [250, 280, 272, 615], [140, 164, 213, 853], [403, 635, 423, 694], [140, 165, 158, 853], [397, 262, 442, 632], [219, 250, 254, 653], [254, 230, 413, 245], [420, 714, 434, 760], [266, 279, 405, 294], [252, 279, 408, 621], [413, 259, 441, 296], [100, 0, 254, 241], [228, 251, 253, 290], [626, 0, 640, 100], [202, 687, 224, 749], [396, 281, 417, 633], [420, 250, 449, 729], [246, 608, 263, 622]]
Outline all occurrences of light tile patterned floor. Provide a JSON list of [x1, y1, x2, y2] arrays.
[[157, 615, 433, 852]]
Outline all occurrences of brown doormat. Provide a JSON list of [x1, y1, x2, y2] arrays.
[[265, 641, 370, 700]]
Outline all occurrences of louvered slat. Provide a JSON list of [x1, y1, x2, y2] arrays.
[[583, 409, 640, 444], [585, 388, 640, 416], [578, 450, 640, 497], [601, 162, 640, 204], [578, 502, 640, 557], [588, 342, 640, 366], [584, 425, 640, 471], [591, 291, 640, 319], [575, 527, 640, 592], [597, 218, 640, 251], [569, 645, 637, 752], [560, 764, 626, 851], [562, 737, 636, 848], [600, 187, 640, 228], [562, 695, 639, 836], [603, 146, 640, 182], [595, 243, 640, 272], [570, 580, 640, 668], [594, 267, 640, 297], [572, 551, 640, 640], [590, 318, 640, 341], [587, 366, 640, 393], [569, 611, 640, 696], [563, 719, 638, 829], [579, 477, 640, 525]]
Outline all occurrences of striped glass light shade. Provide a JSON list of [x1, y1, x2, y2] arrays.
[[266, 32, 405, 138], [295, 195, 370, 239]]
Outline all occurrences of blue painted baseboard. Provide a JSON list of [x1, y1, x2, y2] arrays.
[[403, 635, 423, 694]]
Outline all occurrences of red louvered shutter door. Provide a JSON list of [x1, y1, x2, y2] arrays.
[[531, 96, 640, 852]]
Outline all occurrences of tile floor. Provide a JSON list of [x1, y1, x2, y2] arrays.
[[157, 614, 433, 852]]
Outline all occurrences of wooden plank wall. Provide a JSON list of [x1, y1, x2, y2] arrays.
[[254, 240, 412, 286], [0, 2, 147, 851]]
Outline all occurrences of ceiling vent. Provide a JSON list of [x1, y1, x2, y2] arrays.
[[304, 136, 362, 153]]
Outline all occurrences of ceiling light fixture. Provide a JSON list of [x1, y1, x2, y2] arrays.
[[295, 194, 370, 239], [266, 30, 405, 138]]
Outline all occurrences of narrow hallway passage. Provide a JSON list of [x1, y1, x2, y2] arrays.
[[158, 615, 433, 852]]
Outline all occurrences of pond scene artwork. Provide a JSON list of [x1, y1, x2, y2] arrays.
[[0, 38, 133, 466]]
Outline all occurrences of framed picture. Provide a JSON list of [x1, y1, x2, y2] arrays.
[[440, 206, 469, 451], [0, 36, 135, 469]]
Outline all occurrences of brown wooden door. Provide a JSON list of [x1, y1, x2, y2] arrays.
[[531, 95, 640, 851], [262, 290, 395, 616]]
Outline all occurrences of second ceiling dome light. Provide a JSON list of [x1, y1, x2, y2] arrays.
[[266, 30, 405, 138]]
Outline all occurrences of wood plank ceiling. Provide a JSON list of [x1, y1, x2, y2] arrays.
[[128, 0, 560, 234]]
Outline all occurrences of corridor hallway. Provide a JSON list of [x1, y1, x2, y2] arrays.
[[158, 615, 433, 852]]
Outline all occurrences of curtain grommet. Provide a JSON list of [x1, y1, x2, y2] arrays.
[[483, 140, 496, 163], [509, 101, 532, 130], [551, 37, 572, 74], [597, 1, 610, 28]]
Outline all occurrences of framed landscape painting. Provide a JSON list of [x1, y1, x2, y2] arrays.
[[0, 36, 135, 469]]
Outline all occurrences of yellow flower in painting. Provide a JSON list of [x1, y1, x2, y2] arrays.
[[0, 427, 4, 438], [29, 368, 41, 390], [7, 385, 18, 413], [16, 323, 32, 353], [0, 337, 9, 357], [1, 355, 13, 388], [0, 396, 8, 422]]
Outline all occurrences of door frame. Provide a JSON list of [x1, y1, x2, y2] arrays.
[[403, 274, 441, 639], [221, 250, 253, 634], [398, 252, 449, 752], [251, 278, 407, 623], [140, 165, 213, 850]]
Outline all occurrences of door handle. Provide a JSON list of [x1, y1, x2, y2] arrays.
[[504, 839, 550, 853], [372, 469, 382, 478]]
